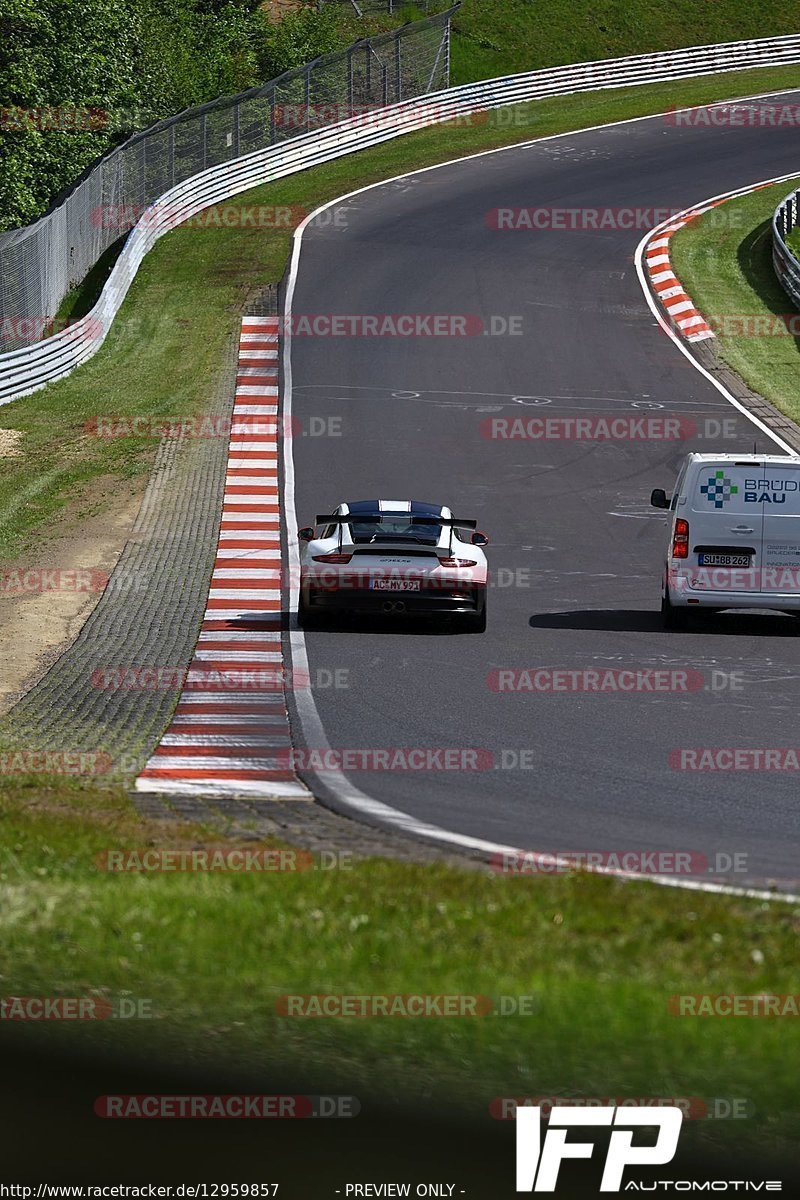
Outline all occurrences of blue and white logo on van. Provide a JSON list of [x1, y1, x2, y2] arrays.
[[701, 471, 739, 509]]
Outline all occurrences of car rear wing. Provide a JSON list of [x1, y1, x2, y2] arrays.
[[315, 514, 478, 529]]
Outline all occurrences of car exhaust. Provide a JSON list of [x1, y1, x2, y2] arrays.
[[382, 600, 407, 614]]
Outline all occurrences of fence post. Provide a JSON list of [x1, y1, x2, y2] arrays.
[[305, 63, 312, 134], [395, 28, 402, 102], [201, 111, 207, 171], [444, 12, 452, 86], [348, 44, 354, 110], [169, 123, 176, 187], [233, 101, 240, 157]]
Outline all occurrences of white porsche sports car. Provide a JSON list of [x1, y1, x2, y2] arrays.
[[297, 500, 489, 631]]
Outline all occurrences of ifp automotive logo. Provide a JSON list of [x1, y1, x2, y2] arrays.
[[516, 1105, 682, 1191], [515, 1106, 783, 1192], [701, 471, 738, 509]]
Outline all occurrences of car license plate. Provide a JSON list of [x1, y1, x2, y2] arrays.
[[370, 579, 421, 591], [698, 553, 751, 567]]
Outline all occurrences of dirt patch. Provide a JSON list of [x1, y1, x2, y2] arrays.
[[262, 0, 307, 24], [0, 429, 23, 457], [0, 480, 145, 715]]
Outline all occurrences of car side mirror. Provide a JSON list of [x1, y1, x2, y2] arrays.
[[298, 527, 315, 542], [471, 531, 489, 547], [650, 489, 669, 510]]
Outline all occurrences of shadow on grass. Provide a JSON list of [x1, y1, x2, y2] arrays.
[[736, 216, 800, 360], [55, 233, 127, 324]]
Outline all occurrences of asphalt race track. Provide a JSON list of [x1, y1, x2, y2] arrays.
[[287, 92, 800, 891]]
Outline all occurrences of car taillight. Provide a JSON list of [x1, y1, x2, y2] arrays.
[[672, 518, 689, 559], [438, 557, 477, 567], [311, 553, 352, 564]]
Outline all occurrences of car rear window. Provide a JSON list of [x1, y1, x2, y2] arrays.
[[349, 518, 442, 545]]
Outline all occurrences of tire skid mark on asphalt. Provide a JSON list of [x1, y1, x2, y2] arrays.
[[135, 316, 310, 800]]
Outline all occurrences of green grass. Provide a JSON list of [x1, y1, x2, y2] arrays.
[[446, 0, 800, 84], [670, 178, 800, 424], [1, 778, 799, 1153], [783, 223, 800, 260], [309, 2, 800, 87], [3, 63, 800, 566]]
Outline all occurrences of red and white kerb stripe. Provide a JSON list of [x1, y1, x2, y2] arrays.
[[644, 207, 720, 343], [136, 316, 309, 799]]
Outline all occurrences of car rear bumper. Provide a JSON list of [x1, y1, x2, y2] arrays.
[[302, 584, 485, 616], [668, 582, 800, 610]]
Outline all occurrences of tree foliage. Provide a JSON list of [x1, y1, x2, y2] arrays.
[[0, 0, 343, 231]]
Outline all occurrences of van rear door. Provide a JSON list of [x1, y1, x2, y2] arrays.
[[756, 463, 800, 596], [685, 461, 765, 594]]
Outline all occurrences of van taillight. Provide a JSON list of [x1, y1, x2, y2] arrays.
[[672, 518, 689, 559]]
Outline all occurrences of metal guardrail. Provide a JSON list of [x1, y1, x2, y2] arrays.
[[773, 189, 800, 310], [4, 30, 800, 405]]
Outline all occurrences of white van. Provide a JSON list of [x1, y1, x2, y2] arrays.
[[651, 452, 800, 629]]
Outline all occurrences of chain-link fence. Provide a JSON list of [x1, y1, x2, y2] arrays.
[[0, 7, 455, 351]]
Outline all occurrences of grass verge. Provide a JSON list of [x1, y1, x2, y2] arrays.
[[670, 177, 800, 424], [447, 0, 800, 84], [271, 2, 800, 88], [0, 779, 799, 1153]]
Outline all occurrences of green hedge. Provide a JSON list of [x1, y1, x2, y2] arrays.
[[0, 0, 347, 232]]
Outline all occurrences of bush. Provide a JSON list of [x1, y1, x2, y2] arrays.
[[0, 0, 268, 231]]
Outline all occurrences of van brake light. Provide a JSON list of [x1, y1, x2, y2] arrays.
[[672, 518, 689, 560]]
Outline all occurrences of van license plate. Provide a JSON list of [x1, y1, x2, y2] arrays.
[[698, 554, 751, 566]]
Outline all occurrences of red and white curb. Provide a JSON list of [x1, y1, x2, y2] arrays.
[[136, 316, 310, 799], [643, 179, 786, 345], [643, 208, 722, 342]]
